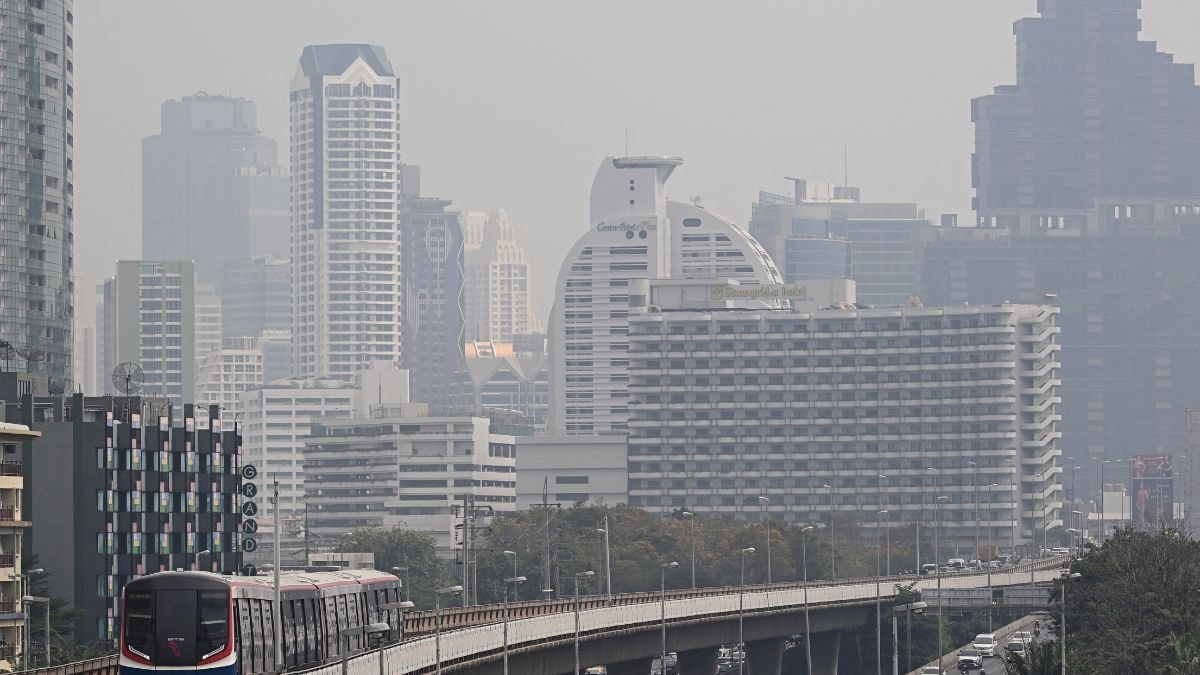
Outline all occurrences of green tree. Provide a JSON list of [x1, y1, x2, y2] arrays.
[[340, 527, 453, 609], [1002, 639, 1061, 675], [1163, 631, 1200, 674], [8, 552, 106, 669], [1065, 527, 1200, 674]]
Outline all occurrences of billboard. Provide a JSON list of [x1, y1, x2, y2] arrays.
[[1131, 454, 1174, 526]]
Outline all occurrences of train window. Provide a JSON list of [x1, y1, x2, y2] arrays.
[[155, 590, 198, 666], [197, 591, 229, 660], [124, 591, 154, 660]]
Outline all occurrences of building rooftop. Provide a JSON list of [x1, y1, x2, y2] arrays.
[[298, 44, 394, 77]]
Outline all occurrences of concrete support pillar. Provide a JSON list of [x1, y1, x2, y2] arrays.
[[605, 656, 652, 675], [677, 646, 719, 675], [746, 638, 784, 675], [808, 630, 842, 675]]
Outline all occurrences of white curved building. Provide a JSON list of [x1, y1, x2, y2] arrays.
[[548, 157, 782, 434]]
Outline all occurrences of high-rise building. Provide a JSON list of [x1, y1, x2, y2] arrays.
[[464, 209, 534, 343], [194, 283, 222, 365], [0, 0, 74, 385], [972, 0, 1200, 226], [625, 279, 1063, 548], [548, 157, 783, 435], [194, 336, 264, 416], [452, 353, 548, 432], [401, 197, 464, 407], [99, 261, 196, 404], [142, 93, 288, 283], [925, 0, 1200, 464], [290, 44, 403, 381], [221, 255, 290, 340], [0, 422, 38, 667], [749, 179, 928, 306], [141, 93, 286, 279]]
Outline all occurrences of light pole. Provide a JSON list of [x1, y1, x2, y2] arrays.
[[659, 561, 678, 673], [738, 547, 755, 675], [434, 585, 463, 675], [757, 496, 772, 584], [1099, 459, 1111, 540], [891, 601, 927, 675], [197, 548, 211, 572], [573, 571, 594, 675], [391, 566, 410, 603], [876, 508, 886, 675], [799, 525, 814, 675], [21, 595, 48, 668], [879, 474, 890, 576], [970, 461, 979, 562], [10, 568, 43, 668], [1061, 571, 1081, 675], [823, 484, 837, 579], [1007, 459, 1017, 557], [681, 511, 696, 589], [985, 483, 999, 631], [935, 495, 949, 672], [502, 551, 518, 602], [596, 517, 612, 603], [502, 574, 525, 675]]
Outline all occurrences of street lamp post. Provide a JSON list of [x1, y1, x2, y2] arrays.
[[10, 568, 43, 668], [757, 496, 771, 584], [822, 484, 836, 579], [935, 495, 949, 672], [21, 595, 49, 668], [891, 601, 927, 675], [879, 475, 891, 576], [659, 562, 678, 674], [434, 585, 463, 675], [1008, 460, 1017, 557], [985, 482, 999, 631], [573, 571, 594, 675], [681, 511, 696, 589], [799, 525, 814, 675], [596, 517, 612, 604], [1061, 572, 1081, 675], [502, 575, 526, 675], [390, 566, 410, 604], [197, 548, 211, 572], [503, 551, 518, 602], [738, 547, 755, 675], [970, 461, 979, 562], [876, 509, 886, 675]]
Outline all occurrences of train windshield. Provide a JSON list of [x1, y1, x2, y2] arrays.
[[124, 588, 229, 665]]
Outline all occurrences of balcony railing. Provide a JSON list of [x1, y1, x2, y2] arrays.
[[0, 507, 14, 522], [0, 599, 15, 613], [0, 553, 14, 568], [0, 463, 21, 477]]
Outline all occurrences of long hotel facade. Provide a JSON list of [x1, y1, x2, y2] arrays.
[[626, 280, 1063, 549]]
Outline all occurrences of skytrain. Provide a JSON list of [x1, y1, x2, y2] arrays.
[[119, 569, 403, 675]]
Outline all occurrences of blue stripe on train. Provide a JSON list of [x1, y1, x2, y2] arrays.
[[121, 663, 238, 675]]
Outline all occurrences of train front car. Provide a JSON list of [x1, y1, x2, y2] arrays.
[[120, 572, 235, 675]]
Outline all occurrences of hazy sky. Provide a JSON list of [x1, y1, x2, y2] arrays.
[[73, 1, 1200, 319]]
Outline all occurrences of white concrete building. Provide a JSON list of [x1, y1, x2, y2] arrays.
[[194, 337, 264, 417], [625, 279, 1064, 550], [548, 157, 783, 434], [464, 209, 534, 343], [516, 435, 628, 508], [304, 414, 517, 555], [290, 44, 404, 381]]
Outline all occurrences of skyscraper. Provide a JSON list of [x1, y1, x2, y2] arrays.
[[142, 94, 288, 283], [290, 44, 403, 381], [548, 157, 783, 434], [401, 197, 465, 406], [464, 209, 533, 343], [925, 0, 1200, 463], [0, 0, 74, 385]]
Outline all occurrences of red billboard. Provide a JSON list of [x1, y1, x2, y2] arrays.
[[1131, 454, 1174, 526]]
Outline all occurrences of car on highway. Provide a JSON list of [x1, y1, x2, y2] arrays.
[[920, 667, 947, 675], [1006, 640, 1027, 658], [1013, 630, 1034, 644], [958, 648, 983, 670], [973, 633, 997, 657]]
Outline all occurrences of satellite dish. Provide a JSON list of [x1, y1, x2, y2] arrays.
[[112, 362, 144, 395], [16, 346, 45, 362]]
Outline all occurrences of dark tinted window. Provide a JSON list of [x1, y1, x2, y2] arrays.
[[123, 591, 154, 660], [156, 590, 198, 665], [198, 591, 229, 660]]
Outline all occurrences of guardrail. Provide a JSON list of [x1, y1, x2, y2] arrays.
[[315, 556, 1070, 675]]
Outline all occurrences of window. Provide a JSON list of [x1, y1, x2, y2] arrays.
[[198, 591, 230, 660], [123, 591, 154, 660], [555, 475, 589, 485]]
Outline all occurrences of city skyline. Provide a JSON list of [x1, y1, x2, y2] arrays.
[[71, 1, 1200, 322]]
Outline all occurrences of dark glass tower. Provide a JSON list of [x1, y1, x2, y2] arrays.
[[0, 0, 74, 385]]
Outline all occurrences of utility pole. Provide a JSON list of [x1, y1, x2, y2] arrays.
[[530, 478, 561, 598]]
